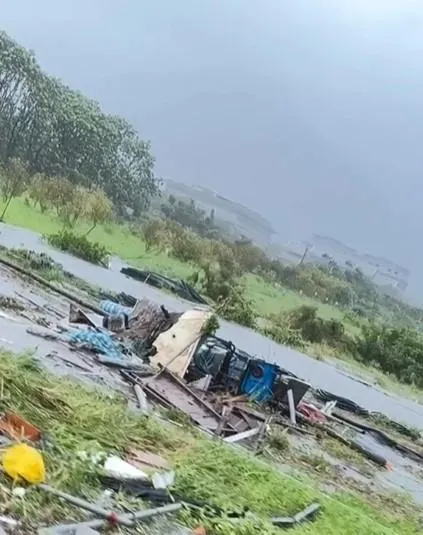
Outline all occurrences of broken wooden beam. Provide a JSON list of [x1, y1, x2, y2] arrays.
[[223, 427, 261, 444], [287, 389, 296, 426]]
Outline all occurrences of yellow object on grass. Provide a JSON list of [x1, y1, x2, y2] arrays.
[[2, 443, 45, 484]]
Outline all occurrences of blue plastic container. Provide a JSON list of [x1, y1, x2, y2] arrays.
[[239, 360, 279, 403], [100, 300, 132, 317]]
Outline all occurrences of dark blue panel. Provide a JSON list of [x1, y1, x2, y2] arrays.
[[240, 361, 279, 402]]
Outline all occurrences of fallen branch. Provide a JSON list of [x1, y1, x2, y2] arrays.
[[323, 426, 388, 468]]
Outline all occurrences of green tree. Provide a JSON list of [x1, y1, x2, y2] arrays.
[[60, 187, 86, 229], [0, 31, 160, 215], [0, 158, 29, 220], [43, 177, 85, 228], [231, 237, 270, 274], [28, 172, 50, 212], [84, 188, 113, 235]]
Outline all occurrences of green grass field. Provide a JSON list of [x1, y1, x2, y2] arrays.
[[3, 197, 352, 324], [245, 274, 351, 321], [6, 198, 195, 279]]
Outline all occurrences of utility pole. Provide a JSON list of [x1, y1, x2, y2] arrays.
[[298, 246, 309, 266]]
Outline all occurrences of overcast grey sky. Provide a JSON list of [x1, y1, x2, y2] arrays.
[[2, 0, 423, 293]]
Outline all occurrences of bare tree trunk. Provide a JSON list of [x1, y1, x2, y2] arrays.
[[84, 223, 96, 236], [0, 195, 13, 221]]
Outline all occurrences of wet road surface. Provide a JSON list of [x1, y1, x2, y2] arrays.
[[0, 261, 126, 392]]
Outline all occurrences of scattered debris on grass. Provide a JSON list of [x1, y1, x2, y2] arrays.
[[0, 248, 420, 533]]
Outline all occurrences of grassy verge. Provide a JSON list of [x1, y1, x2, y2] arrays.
[[0, 247, 105, 303], [305, 338, 423, 405], [245, 274, 353, 323], [0, 351, 420, 534], [4, 198, 194, 279], [326, 349, 423, 404]]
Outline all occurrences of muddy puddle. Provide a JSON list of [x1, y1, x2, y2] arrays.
[[281, 422, 423, 505], [0, 223, 422, 430], [357, 433, 423, 503]]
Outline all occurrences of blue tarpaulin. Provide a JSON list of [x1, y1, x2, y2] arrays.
[[63, 328, 139, 367]]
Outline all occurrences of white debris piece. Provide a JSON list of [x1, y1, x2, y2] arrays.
[[104, 456, 149, 480]]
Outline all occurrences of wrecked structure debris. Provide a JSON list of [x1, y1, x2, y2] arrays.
[[143, 368, 226, 432], [60, 292, 421, 478], [22, 284, 423, 465], [0, 251, 422, 533]]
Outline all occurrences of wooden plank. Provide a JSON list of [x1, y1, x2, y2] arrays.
[[223, 427, 261, 444], [215, 406, 232, 437], [287, 389, 296, 425], [143, 369, 223, 431], [150, 309, 209, 377]]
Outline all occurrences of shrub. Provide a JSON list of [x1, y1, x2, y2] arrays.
[[190, 263, 231, 302], [142, 219, 167, 252], [286, 306, 325, 343], [202, 314, 220, 336], [265, 306, 352, 352], [231, 238, 272, 274], [170, 226, 204, 264], [141, 219, 203, 262], [215, 284, 257, 328], [261, 322, 305, 350], [354, 323, 423, 386], [267, 428, 290, 452], [47, 231, 109, 265]]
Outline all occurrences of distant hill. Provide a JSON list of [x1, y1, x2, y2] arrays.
[[163, 179, 276, 245], [159, 182, 410, 297], [309, 234, 410, 293]]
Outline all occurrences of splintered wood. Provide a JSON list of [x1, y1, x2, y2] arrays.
[[142, 368, 223, 431]]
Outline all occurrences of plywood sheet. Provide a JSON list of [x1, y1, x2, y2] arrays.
[[150, 308, 210, 378]]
